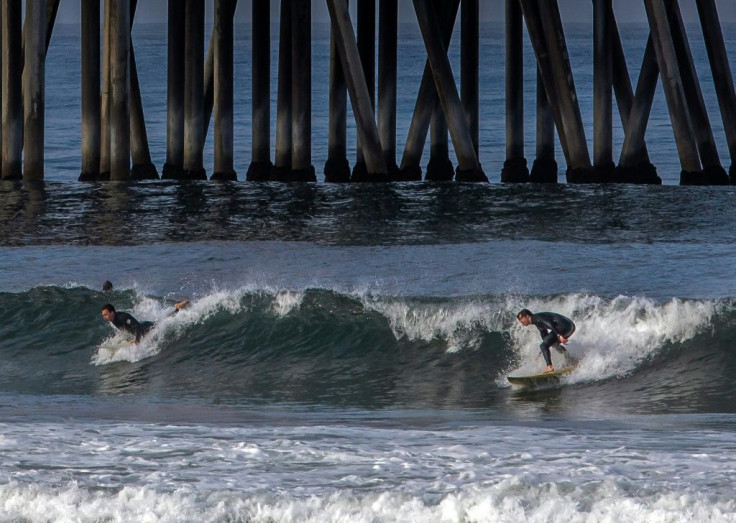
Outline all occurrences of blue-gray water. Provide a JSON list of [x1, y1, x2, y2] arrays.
[[1, 21, 736, 523]]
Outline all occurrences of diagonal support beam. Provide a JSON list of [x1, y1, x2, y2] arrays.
[[610, 9, 651, 165], [204, 0, 238, 141], [668, 0, 724, 181], [400, 0, 459, 177], [129, 0, 158, 179], [537, 0, 592, 177], [517, 0, 570, 166], [326, 0, 387, 178], [411, 0, 485, 181], [643, 0, 701, 179], [44, 0, 60, 53], [619, 35, 658, 168], [696, 0, 736, 177]]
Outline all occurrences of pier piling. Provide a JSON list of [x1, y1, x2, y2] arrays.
[[351, 0, 376, 181], [461, 0, 479, 158], [644, 0, 702, 183], [502, 0, 528, 183], [80, 0, 101, 182], [290, 0, 316, 181], [324, 12, 350, 183], [327, 0, 387, 179], [272, 0, 293, 181], [110, 0, 131, 181], [2, 0, 22, 180], [593, 0, 614, 182], [378, 0, 399, 179], [530, 70, 558, 183], [182, 0, 206, 180], [23, 0, 46, 181], [212, 0, 237, 181], [247, 0, 273, 181], [696, 0, 736, 183], [163, 0, 185, 179]]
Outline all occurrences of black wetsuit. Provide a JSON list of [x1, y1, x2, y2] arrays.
[[531, 312, 576, 367], [111, 311, 154, 342]]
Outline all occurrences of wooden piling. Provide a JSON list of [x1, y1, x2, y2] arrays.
[[212, 0, 237, 181], [537, 0, 593, 182], [23, 0, 46, 181], [378, 0, 399, 178], [163, 0, 185, 178], [593, 0, 614, 181], [326, 0, 387, 179], [183, 0, 206, 180], [290, 0, 316, 181], [399, 0, 460, 181], [203, 1, 238, 145], [80, 0, 101, 182], [352, 0, 376, 180], [129, 43, 158, 180], [643, 0, 701, 182], [425, 0, 454, 182], [0, 7, 2, 164], [110, 0, 131, 181], [696, 0, 736, 182], [530, 69, 558, 182], [247, 0, 273, 181], [412, 0, 484, 181], [324, 6, 350, 183], [502, 0, 528, 183], [618, 36, 659, 177], [610, 12, 659, 184], [272, 0, 293, 181], [2, 0, 22, 180], [461, 0, 479, 157], [517, 0, 571, 168], [668, 0, 727, 185], [99, 0, 112, 179], [128, 0, 157, 180], [426, 105, 453, 181]]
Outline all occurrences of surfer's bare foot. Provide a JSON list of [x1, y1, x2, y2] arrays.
[[543, 365, 555, 374]]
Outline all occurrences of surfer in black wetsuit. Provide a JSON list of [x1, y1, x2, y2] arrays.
[[101, 301, 189, 344], [516, 309, 576, 373]]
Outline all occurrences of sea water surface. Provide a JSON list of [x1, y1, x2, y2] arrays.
[[1, 18, 736, 523]]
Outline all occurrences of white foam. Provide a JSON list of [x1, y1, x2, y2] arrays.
[[505, 294, 717, 383], [1, 478, 733, 523], [92, 289, 247, 365], [271, 289, 306, 317]]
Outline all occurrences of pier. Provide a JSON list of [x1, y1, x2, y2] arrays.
[[1, 0, 736, 185]]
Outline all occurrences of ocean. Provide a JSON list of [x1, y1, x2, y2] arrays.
[[1, 18, 736, 523]]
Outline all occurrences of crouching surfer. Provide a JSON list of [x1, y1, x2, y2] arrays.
[[516, 309, 576, 373], [101, 300, 189, 344]]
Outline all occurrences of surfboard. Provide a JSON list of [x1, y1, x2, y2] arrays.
[[507, 366, 576, 387]]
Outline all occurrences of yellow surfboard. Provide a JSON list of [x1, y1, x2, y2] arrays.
[[507, 366, 576, 387]]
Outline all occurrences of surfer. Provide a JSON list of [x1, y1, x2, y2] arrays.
[[516, 309, 576, 373], [101, 300, 189, 344]]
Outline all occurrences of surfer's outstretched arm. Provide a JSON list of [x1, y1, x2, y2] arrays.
[[172, 300, 190, 314]]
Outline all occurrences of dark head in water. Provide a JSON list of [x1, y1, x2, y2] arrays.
[[102, 281, 113, 292]]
